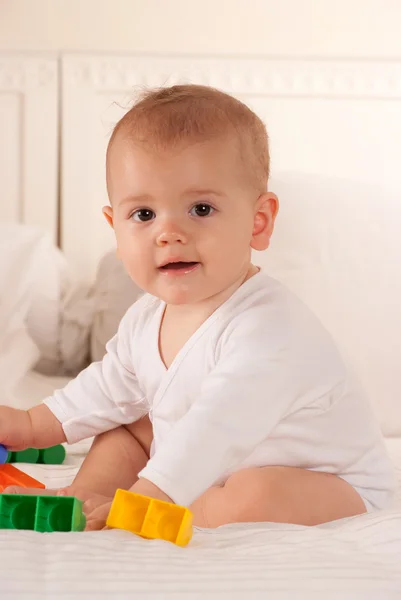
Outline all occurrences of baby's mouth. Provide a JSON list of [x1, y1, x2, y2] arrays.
[[159, 261, 200, 273]]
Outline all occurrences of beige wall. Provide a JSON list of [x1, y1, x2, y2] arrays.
[[1, 0, 400, 57]]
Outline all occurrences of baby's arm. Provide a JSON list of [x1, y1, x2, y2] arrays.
[[0, 302, 148, 453], [0, 403, 66, 452]]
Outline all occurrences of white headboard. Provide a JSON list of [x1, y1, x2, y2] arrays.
[[0, 54, 58, 241]]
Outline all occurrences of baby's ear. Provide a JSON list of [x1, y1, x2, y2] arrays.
[[103, 206, 114, 228], [250, 192, 279, 251], [102, 206, 121, 259]]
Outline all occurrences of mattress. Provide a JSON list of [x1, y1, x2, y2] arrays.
[[1, 375, 401, 599]]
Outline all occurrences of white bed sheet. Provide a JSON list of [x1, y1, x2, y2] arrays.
[[1, 374, 401, 599]]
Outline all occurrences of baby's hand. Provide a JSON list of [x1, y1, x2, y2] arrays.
[[0, 404, 66, 454], [0, 406, 33, 451]]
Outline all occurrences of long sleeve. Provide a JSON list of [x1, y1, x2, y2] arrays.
[[44, 304, 148, 444], [139, 311, 333, 506]]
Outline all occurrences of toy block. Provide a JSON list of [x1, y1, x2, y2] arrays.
[[0, 494, 86, 532], [0, 464, 45, 492], [6, 444, 66, 465], [38, 445, 66, 465], [0, 444, 7, 465], [6, 448, 40, 464], [106, 489, 193, 546], [34, 496, 86, 532], [0, 494, 37, 530]]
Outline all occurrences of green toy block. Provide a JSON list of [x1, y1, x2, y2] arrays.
[[0, 495, 37, 530], [38, 445, 66, 465], [0, 494, 86, 532], [34, 496, 86, 532], [6, 445, 66, 465], [6, 448, 40, 464]]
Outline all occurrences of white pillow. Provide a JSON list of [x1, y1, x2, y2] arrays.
[[0, 224, 70, 401], [258, 172, 401, 436], [90, 251, 144, 362]]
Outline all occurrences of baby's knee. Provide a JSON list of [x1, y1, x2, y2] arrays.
[[192, 468, 290, 528]]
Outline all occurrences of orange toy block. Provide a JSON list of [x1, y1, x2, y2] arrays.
[[0, 464, 45, 492], [106, 489, 193, 546]]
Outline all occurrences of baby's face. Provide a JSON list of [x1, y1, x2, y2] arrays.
[[105, 136, 263, 305]]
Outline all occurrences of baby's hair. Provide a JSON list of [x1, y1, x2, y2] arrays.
[[107, 84, 270, 193]]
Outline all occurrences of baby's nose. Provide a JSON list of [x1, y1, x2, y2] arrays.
[[156, 230, 187, 246]]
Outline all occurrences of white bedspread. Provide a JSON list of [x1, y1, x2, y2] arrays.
[[1, 377, 401, 599]]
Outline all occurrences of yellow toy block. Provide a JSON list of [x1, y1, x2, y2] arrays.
[[106, 489, 193, 547]]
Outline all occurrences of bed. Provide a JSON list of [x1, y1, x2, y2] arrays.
[[1, 54, 401, 598], [1, 389, 401, 599]]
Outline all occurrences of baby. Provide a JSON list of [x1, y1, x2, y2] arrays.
[[0, 85, 395, 530]]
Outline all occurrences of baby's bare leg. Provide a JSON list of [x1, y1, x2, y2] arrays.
[[190, 466, 367, 528], [2, 417, 153, 498], [70, 416, 153, 496]]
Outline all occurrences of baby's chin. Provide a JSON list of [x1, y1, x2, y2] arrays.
[[155, 287, 206, 306], [128, 269, 229, 306], [148, 280, 218, 306]]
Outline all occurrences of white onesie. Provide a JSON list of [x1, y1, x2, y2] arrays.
[[44, 271, 395, 510]]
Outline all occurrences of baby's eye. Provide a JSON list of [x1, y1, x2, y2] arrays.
[[131, 209, 155, 222], [190, 203, 214, 218]]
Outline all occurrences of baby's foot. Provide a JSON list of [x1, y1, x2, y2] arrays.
[[59, 486, 114, 530], [1, 486, 59, 495], [84, 499, 113, 531]]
